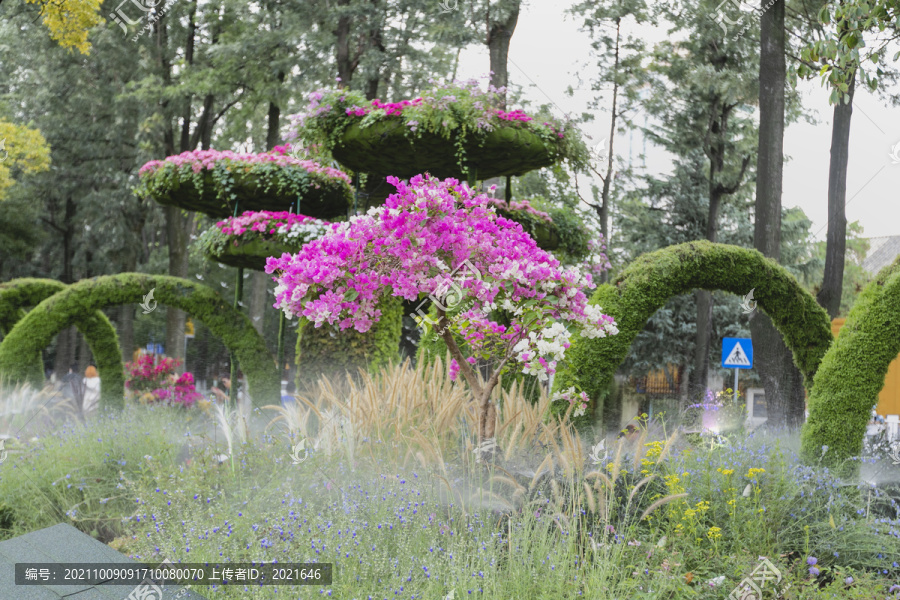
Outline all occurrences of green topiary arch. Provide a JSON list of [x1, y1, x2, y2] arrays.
[[555, 241, 834, 416], [0, 274, 279, 410], [0, 278, 123, 395], [801, 256, 900, 476]]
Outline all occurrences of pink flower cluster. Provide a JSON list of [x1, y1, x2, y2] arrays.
[[485, 197, 552, 223], [496, 109, 533, 122], [125, 354, 202, 407], [216, 211, 325, 237], [138, 149, 351, 186], [365, 98, 425, 116], [266, 175, 618, 381]]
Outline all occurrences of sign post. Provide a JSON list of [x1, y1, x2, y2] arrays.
[[722, 337, 753, 404]]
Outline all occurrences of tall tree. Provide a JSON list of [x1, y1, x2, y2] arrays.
[[570, 0, 651, 284], [750, 0, 807, 429], [485, 0, 520, 106]]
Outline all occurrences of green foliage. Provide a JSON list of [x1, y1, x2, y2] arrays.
[[0, 278, 122, 394], [0, 274, 279, 409], [295, 296, 403, 389], [809, 221, 871, 317], [0, 119, 51, 201], [494, 197, 590, 259], [556, 241, 834, 418], [21, 0, 103, 55], [135, 158, 352, 219], [801, 255, 900, 476]]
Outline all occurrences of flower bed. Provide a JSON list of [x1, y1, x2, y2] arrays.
[[287, 79, 590, 181], [136, 149, 352, 219], [125, 354, 202, 408], [195, 210, 331, 271]]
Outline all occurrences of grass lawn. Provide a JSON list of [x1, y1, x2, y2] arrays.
[[0, 361, 898, 599]]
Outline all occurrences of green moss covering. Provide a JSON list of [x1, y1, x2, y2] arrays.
[[204, 238, 304, 271], [295, 296, 403, 388], [555, 241, 834, 418], [0, 279, 123, 392], [0, 274, 279, 410], [800, 255, 900, 476], [138, 162, 351, 219], [333, 119, 563, 181]]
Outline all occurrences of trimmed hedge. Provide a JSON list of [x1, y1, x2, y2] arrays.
[[295, 296, 403, 389], [555, 241, 834, 418], [0, 278, 122, 393], [801, 255, 900, 476], [0, 274, 279, 410]]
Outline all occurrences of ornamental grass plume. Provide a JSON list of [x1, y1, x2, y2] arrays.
[[266, 175, 617, 454]]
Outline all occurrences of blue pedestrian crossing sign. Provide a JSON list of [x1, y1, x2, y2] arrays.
[[722, 337, 753, 369]]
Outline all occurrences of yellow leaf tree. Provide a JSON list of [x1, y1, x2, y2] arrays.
[[0, 120, 51, 201], [23, 0, 104, 55]]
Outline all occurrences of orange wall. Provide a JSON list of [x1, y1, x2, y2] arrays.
[[832, 318, 900, 416]]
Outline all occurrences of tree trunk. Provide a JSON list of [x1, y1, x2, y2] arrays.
[[689, 290, 713, 399], [817, 74, 855, 320], [364, 0, 384, 100], [752, 0, 800, 429], [688, 139, 726, 401], [53, 197, 78, 378], [596, 17, 621, 285], [164, 205, 191, 366], [487, 3, 520, 109], [266, 95, 282, 151], [334, 0, 354, 87]]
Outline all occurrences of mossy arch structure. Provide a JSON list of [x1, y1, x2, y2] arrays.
[[0, 278, 124, 394], [801, 256, 900, 476], [0, 274, 279, 410], [556, 241, 834, 419]]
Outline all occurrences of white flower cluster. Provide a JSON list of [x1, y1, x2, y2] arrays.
[[579, 303, 620, 339], [512, 322, 572, 381], [551, 386, 590, 419], [277, 220, 329, 242]]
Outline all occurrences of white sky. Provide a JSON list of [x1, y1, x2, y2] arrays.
[[453, 0, 900, 241]]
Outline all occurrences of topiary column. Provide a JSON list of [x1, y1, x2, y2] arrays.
[[295, 296, 403, 390], [801, 255, 900, 476]]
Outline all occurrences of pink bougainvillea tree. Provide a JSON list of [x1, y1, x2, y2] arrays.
[[265, 175, 618, 453]]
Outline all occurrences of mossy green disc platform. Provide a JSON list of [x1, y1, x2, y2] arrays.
[[145, 169, 351, 219], [333, 120, 561, 181], [204, 238, 300, 271]]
